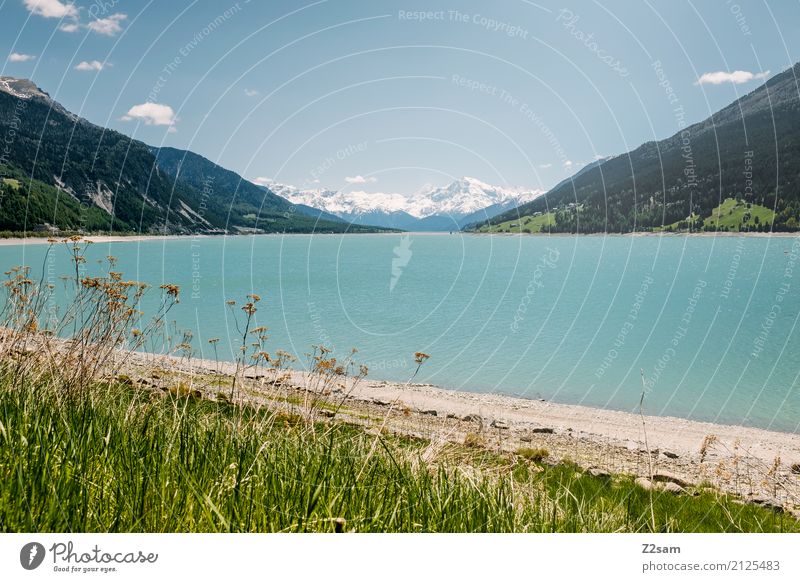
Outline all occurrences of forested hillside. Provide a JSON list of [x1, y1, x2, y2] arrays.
[[475, 63, 800, 233], [0, 77, 380, 235]]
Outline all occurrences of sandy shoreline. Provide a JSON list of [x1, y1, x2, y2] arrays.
[[126, 350, 800, 514], [0, 234, 189, 246], [144, 351, 800, 464], [348, 379, 800, 466]]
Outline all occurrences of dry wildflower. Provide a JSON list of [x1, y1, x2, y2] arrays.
[[160, 284, 180, 300], [699, 434, 717, 463], [271, 350, 295, 369], [762, 456, 782, 496], [768, 456, 781, 477], [714, 461, 732, 481], [414, 352, 430, 365], [316, 359, 334, 371]]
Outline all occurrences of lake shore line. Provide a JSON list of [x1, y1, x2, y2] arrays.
[[0, 234, 194, 246], [1, 230, 800, 246], [128, 349, 800, 515], [474, 230, 800, 238]]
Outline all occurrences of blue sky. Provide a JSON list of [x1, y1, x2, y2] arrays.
[[2, 0, 799, 195]]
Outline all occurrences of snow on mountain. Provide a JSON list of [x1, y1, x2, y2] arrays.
[[0, 76, 78, 121], [408, 177, 541, 218], [266, 182, 410, 216], [262, 177, 543, 229], [0, 77, 48, 100]]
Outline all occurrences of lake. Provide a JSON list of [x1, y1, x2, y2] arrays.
[[3, 233, 799, 432]]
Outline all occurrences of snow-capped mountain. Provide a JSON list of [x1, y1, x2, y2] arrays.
[[266, 183, 410, 216], [0, 76, 47, 100], [262, 177, 543, 231], [410, 177, 540, 218]]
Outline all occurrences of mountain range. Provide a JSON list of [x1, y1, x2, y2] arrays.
[[265, 177, 543, 231], [475, 62, 800, 233], [5, 62, 799, 237], [0, 77, 384, 235], [0, 75, 542, 235]]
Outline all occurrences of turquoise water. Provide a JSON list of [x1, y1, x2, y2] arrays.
[[3, 234, 799, 432]]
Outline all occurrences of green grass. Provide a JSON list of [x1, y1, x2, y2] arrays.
[[654, 212, 701, 232], [704, 198, 775, 230], [477, 212, 556, 234], [1, 377, 797, 533], [516, 447, 549, 462], [477, 198, 777, 234], [1, 178, 20, 190]]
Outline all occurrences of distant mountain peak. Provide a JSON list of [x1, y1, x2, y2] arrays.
[[0, 76, 50, 101], [414, 177, 541, 217]]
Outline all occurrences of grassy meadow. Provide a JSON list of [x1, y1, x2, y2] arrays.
[[475, 212, 556, 234], [2, 377, 798, 533], [704, 198, 775, 231]]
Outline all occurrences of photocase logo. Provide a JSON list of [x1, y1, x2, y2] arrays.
[[20, 542, 46, 570], [390, 235, 413, 293]]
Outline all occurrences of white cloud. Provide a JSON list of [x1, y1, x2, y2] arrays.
[[538, 163, 553, 169], [87, 13, 127, 36], [252, 177, 273, 186], [563, 160, 574, 167], [25, 2, 127, 36], [8, 53, 36, 62], [121, 103, 177, 127], [696, 70, 770, 85], [75, 60, 107, 71], [244, 88, 259, 97], [344, 175, 377, 184], [24, 0, 78, 19]]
